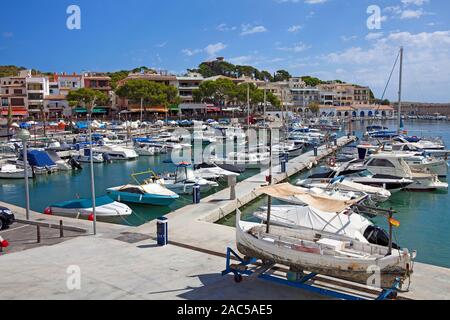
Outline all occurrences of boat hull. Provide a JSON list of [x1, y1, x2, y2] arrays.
[[106, 190, 177, 206], [236, 222, 413, 289]]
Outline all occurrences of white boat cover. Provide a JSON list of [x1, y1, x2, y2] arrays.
[[259, 183, 363, 213], [254, 205, 372, 243], [111, 183, 177, 196]]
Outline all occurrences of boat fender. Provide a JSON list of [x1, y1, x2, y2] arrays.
[[328, 157, 336, 167], [0, 236, 9, 248], [44, 207, 53, 215], [88, 213, 94, 221]]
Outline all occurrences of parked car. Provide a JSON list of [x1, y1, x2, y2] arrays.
[[0, 206, 14, 230]]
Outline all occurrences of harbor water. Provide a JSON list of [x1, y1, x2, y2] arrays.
[[218, 120, 450, 269], [1, 120, 449, 268]]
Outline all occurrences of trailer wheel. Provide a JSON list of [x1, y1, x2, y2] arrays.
[[234, 274, 243, 283]]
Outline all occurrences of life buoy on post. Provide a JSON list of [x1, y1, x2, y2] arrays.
[[328, 157, 336, 167]]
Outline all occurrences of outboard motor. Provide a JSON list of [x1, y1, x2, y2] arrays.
[[102, 152, 112, 163], [364, 226, 399, 249], [357, 146, 368, 160], [68, 157, 82, 170]]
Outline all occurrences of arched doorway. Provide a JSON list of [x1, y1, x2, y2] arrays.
[[368, 111, 374, 117], [352, 111, 357, 117], [337, 111, 342, 117], [360, 111, 365, 117]]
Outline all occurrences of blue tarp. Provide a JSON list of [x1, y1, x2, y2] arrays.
[[25, 150, 56, 167]]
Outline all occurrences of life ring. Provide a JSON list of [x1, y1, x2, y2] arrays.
[[328, 157, 336, 167]]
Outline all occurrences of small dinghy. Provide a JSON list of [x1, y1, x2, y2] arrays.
[[0, 164, 33, 179], [45, 196, 132, 218]]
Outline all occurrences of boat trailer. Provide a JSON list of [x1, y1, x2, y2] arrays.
[[221, 247, 402, 301]]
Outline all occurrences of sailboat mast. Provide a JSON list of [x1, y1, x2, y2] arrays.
[[266, 128, 273, 234], [247, 84, 250, 129], [264, 85, 267, 127], [397, 46, 404, 134]]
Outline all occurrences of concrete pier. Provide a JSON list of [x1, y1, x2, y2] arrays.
[[1, 135, 450, 300]]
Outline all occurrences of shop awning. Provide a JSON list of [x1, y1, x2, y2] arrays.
[[92, 107, 108, 114], [74, 107, 87, 113], [168, 104, 179, 111], [129, 106, 168, 113], [1, 107, 28, 116]]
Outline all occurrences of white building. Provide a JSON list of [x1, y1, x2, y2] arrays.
[[176, 72, 204, 104], [26, 76, 50, 115]]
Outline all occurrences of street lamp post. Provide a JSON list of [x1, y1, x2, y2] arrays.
[[17, 129, 31, 220], [87, 113, 97, 235]]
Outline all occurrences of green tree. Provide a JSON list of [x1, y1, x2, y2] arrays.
[[301, 76, 323, 87], [273, 70, 292, 82], [67, 88, 109, 115], [115, 79, 180, 118]]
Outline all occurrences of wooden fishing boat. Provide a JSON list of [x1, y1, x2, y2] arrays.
[[236, 210, 415, 288]]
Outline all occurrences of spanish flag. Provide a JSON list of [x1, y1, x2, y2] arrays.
[[389, 218, 401, 228]]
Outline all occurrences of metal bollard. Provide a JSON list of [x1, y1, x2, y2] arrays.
[[37, 225, 41, 243], [59, 220, 64, 238], [156, 217, 168, 246], [228, 175, 237, 200], [334, 138, 337, 146], [281, 159, 287, 173], [314, 147, 318, 157], [193, 184, 201, 204]]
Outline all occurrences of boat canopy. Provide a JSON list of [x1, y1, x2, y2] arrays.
[[259, 183, 363, 213], [254, 205, 371, 242], [51, 196, 114, 209]]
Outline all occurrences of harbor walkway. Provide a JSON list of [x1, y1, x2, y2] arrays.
[[1, 136, 450, 300]]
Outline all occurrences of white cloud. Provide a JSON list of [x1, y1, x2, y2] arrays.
[[277, 42, 311, 52], [401, 0, 429, 6], [181, 48, 202, 56], [182, 42, 227, 58], [240, 24, 268, 36], [205, 42, 227, 57], [341, 35, 358, 42], [2, 32, 13, 38], [216, 23, 237, 32], [288, 25, 303, 33], [304, 0, 327, 3], [365, 32, 384, 41], [400, 8, 424, 19], [319, 30, 450, 102], [229, 56, 254, 65], [276, 0, 328, 3]]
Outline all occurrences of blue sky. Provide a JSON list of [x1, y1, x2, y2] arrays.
[[1, 0, 449, 102]]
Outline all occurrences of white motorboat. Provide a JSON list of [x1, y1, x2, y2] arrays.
[[365, 154, 448, 191], [210, 151, 270, 169], [236, 210, 415, 289], [394, 136, 445, 151], [156, 163, 219, 195], [359, 143, 448, 177], [134, 144, 159, 156], [94, 145, 138, 160], [297, 177, 391, 202], [0, 164, 32, 179], [46, 196, 132, 218], [193, 163, 240, 180], [71, 149, 104, 163]]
